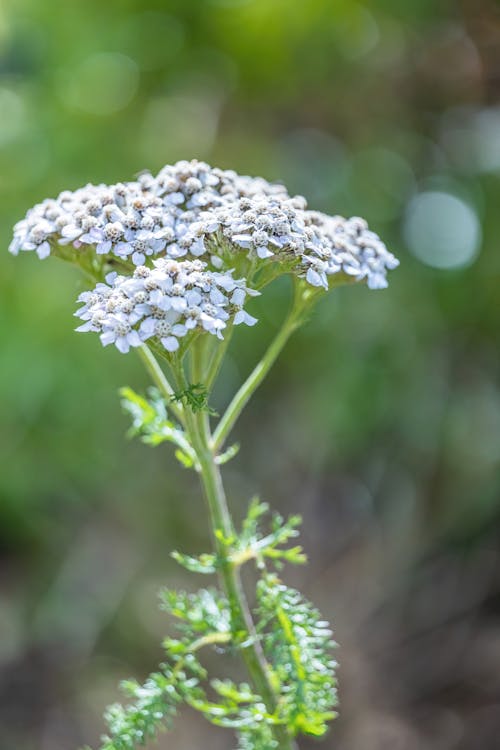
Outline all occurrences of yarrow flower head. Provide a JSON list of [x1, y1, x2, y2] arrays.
[[9, 159, 398, 354], [9, 160, 289, 266], [75, 259, 258, 354]]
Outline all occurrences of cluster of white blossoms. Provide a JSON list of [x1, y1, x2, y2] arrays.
[[9, 160, 289, 266], [9, 159, 398, 353], [75, 259, 258, 354], [192, 196, 398, 290]]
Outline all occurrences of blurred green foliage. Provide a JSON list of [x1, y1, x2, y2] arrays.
[[1, 1, 500, 749]]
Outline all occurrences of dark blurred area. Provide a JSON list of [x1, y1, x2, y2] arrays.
[[1, 0, 500, 748]]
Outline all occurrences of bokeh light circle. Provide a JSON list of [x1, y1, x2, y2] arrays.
[[404, 191, 481, 269], [65, 52, 139, 116]]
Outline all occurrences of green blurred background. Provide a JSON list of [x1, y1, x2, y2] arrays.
[[1, 1, 499, 748]]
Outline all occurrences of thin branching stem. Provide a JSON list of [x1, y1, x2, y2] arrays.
[[204, 323, 234, 389], [137, 345, 185, 425], [212, 302, 305, 453]]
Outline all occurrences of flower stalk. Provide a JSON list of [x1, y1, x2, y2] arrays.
[[190, 409, 297, 750], [213, 281, 311, 453]]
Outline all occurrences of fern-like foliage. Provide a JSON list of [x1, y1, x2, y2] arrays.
[[227, 498, 307, 569], [236, 723, 277, 750], [89, 505, 337, 750], [171, 382, 217, 415], [190, 679, 272, 729], [172, 498, 306, 576], [94, 588, 225, 750], [159, 587, 231, 643], [99, 671, 181, 750], [98, 655, 205, 750], [256, 573, 338, 738], [120, 387, 196, 468]]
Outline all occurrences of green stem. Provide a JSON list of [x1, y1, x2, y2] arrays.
[[190, 410, 297, 750], [138, 310, 308, 747], [137, 345, 185, 425], [212, 307, 302, 453]]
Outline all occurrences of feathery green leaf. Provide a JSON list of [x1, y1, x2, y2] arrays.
[[256, 573, 338, 738]]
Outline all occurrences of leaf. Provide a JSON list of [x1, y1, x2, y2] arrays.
[[91, 587, 233, 750], [120, 387, 196, 467], [189, 678, 276, 732], [98, 670, 181, 750], [236, 723, 278, 750], [226, 498, 307, 569], [171, 549, 218, 574], [215, 442, 240, 465], [159, 587, 231, 639], [256, 574, 338, 738], [171, 382, 218, 415]]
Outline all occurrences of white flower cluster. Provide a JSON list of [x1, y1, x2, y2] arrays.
[[9, 160, 288, 265], [75, 258, 258, 354], [304, 211, 399, 290], [9, 159, 398, 291], [194, 196, 399, 290]]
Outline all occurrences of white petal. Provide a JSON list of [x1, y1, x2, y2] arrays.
[[234, 311, 258, 326], [367, 273, 388, 290], [185, 290, 202, 307], [171, 297, 187, 312], [36, 241, 51, 259], [100, 330, 116, 346], [167, 243, 186, 258], [75, 321, 93, 332], [96, 240, 112, 254], [132, 251, 145, 265], [306, 267, 325, 288], [210, 287, 226, 305], [342, 261, 361, 276], [161, 336, 179, 352], [8, 237, 21, 255], [171, 324, 187, 337], [231, 288, 246, 306], [127, 330, 142, 347], [115, 242, 132, 257], [256, 246, 274, 259], [61, 224, 81, 239], [190, 238, 206, 256], [244, 312, 258, 326], [232, 234, 252, 247], [115, 336, 130, 353], [139, 318, 156, 337]]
